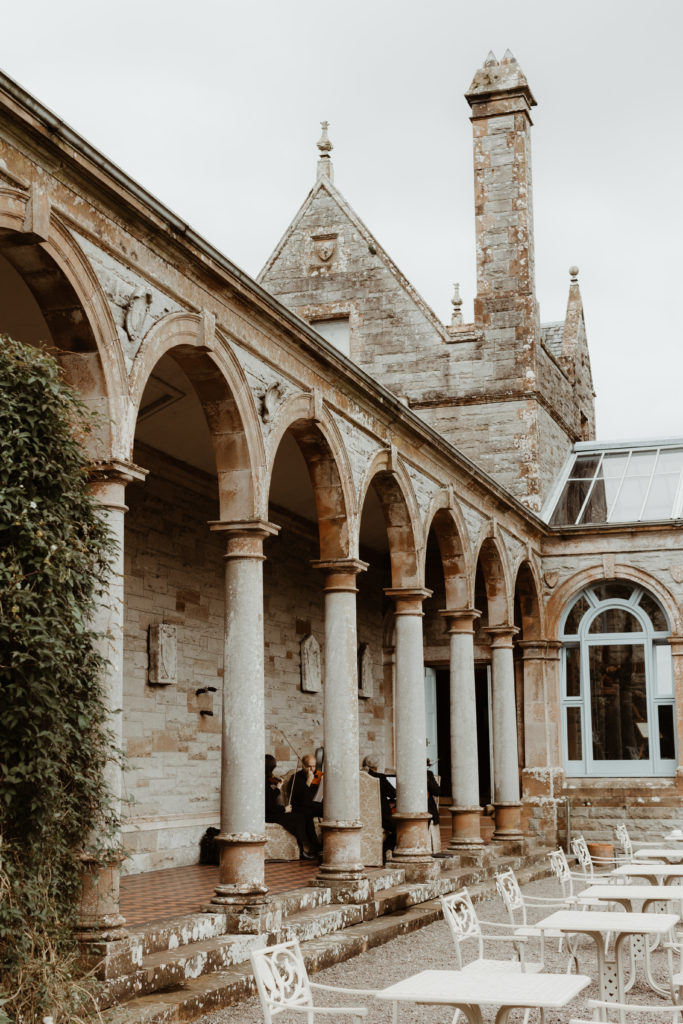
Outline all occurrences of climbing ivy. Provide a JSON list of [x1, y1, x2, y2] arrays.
[[0, 336, 119, 1022]]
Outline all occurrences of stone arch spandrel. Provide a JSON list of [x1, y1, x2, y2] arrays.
[[513, 559, 544, 640], [473, 528, 512, 627], [0, 189, 125, 461], [129, 311, 265, 521], [359, 449, 421, 589], [423, 493, 473, 609], [545, 564, 682, 639], [266, 391, 353, 560]]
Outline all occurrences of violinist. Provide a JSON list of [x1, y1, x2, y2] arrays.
[[265, 754, 316, 860], [291, 753, 323, 859]]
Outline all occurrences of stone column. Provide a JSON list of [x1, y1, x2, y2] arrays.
[[385, 588, 438, 881], [441, 609, 483, 849], [311, 559, 368, 899], [486, 626, 524, 840], [207, 520, 280, 928], [669, 638, 683, 793], [518, 640, 564, 844], [78, 460, 146, 974]]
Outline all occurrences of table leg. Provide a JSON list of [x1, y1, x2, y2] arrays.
[[450, 1004, 482, 1024]]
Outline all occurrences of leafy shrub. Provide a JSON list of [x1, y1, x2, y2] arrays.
[[0, 336, 119, 1022]]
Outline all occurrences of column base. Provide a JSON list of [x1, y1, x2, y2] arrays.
[[77, 852, 131, 978], [492, 802, 525, 841], [391, 812, 440, 881], [314, 819, 367, 898], [206, 832, 268, 912], [447, 805, 484, 850]]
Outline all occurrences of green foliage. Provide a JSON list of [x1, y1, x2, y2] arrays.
[[0, 336, 119, 1022]]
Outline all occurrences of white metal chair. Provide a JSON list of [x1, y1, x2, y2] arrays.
[[570, 998, 683, 1022], [440, 887, 540, 974], [572, 836, 621, 882], [549, 847, 581, 901], [496, 867, 582, 972], [615, 822, 670, 861], [440, 888, 539, 1024], [250, 939, 377, 1024]]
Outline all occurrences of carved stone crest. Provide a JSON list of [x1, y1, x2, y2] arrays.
[[148, 623, 177, 685], [125, 286, 153, 345], [544, 571, 559, 589], [300, 634, 322, 693], [313, 235, 337, 263], [260, 381, 283, 423], [671, 566, 683, 584], [358, 643, 373, 699]]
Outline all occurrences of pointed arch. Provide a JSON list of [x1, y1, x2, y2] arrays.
[[512, 558, 544, 640], [472, 526, 512, 627], [358, 449, 421, 588], [422, 491, 473, 608], [265, 391, 353, 560], [129, 312, 264, 521], [0, 189, 124, 460]]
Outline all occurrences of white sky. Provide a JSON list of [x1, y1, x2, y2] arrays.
[[2, 0, 681, 441]]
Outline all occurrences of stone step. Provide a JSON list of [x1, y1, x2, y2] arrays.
[[104, 869, 533, 1024]]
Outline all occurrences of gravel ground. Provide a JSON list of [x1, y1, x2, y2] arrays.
[[194, 875, 682, 1024]]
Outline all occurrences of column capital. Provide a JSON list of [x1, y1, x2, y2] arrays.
[[311, 558, 368, 592], [484, 624, 519, 649], [517, 639, 562, 660], [89, 459, 148, 511], [384, 587, 432, 616], [440, 607, 481, 633], [209, 519, 280, 560]]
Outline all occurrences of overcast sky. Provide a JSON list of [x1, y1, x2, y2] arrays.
[[2, 1, 681, 441]]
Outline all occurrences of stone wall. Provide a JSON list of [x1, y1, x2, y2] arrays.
[[121, 455, 389, 873]]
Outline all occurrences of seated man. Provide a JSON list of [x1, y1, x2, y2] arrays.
[[362, 754, 396, 856], [290, 752, 323, 857], [265, 754, 316, 860]]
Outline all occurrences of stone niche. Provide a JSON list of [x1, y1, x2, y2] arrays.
[[148, 623, 177, 686], [300, 633, 322, 693]]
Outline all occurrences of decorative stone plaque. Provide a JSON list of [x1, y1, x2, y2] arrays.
[[358, 642, 373, 699], [148, 623, 177, 685], [300, 633, 322, 693]]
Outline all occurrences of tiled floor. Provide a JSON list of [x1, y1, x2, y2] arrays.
[[120, 819, 454, 928]]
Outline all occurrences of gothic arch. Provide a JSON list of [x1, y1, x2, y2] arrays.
[[512, 558, 544, 640], [265, 391, 353, 560], [358, 450, 421, 589], [0, 188, 124, 460], [472, 527, 512, 627], [546, 564, 682, 639], [129, 312, 264, 521], [423, 493, 473, 608]]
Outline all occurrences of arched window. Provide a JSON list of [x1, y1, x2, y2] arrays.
[[561, 582, 676, 777]]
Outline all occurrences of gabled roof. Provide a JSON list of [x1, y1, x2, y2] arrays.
[[258, 171, 451, 345]]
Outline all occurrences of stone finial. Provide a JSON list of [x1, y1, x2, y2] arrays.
[[316, 121, 334, 183], [569, 265, 579, 283], [451, 282, 463, 326], [466, 50, 537, 109]]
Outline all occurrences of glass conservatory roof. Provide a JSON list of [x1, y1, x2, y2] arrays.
[[544, 439, 683, 527]]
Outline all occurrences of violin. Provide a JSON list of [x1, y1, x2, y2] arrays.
[[311, 769, 323, 786], [268, 774, 282, 788]]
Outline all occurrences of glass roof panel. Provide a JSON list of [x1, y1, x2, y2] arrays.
[[547, 444, 683, 526]]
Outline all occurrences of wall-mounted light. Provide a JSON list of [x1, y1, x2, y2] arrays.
[[195, 686, 218, 696], [200, 709, 214, 717]]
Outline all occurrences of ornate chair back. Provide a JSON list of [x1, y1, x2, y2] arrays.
[[496, 868, 528, 928], [250, 940, 312, 1024], [440, 888, 484, 970], [571, 836, 596, 881], [615, 822, 633, 860], [549, 847, 575, 899]]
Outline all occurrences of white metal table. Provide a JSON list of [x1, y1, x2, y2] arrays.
[[579, 883, 683, 914], [612, 862, 683, 885], [535, 909, 679, 1017], [634, 847, 683, 863], [376, 968, 592, 1024]]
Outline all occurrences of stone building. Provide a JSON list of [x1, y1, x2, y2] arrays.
[[2, 48, 683, 961]]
